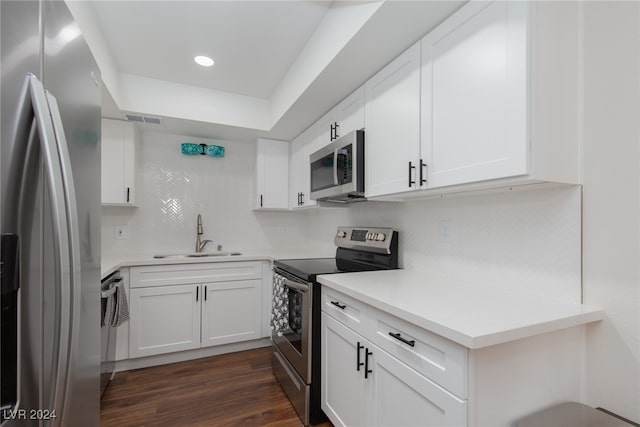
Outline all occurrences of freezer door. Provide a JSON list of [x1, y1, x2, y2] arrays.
[[42, 2, 101, 425], [42, 2, 101, 424], [1, 1, 45, 422], [1, 1, 101, 425]]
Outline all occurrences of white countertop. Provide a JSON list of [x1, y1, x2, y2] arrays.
[[317, 269, 604, 349], [101, 249, 334, 279]]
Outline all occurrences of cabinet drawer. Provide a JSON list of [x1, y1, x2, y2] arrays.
[[130, 262, 262, 288], [369, 307, 467, 398], [322, 288, 368, 336]]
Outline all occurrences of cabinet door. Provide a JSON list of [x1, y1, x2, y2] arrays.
[[322, 313, 368, 427], [255, 138, 289, 209], [335, 85, 365, 138], [201, 279, 262, 347], [300, 135, 318, 208], [365, 41, 421, 198], [101, 119, 125, 204], [289, 129, 317, 209], [129, 284, 200, 358], [367, 346, 467, 427], [421, 0, 528, 188], [314, 109, 337, 150], [101, 119, 136, 205], [289, 134, 305, 209]]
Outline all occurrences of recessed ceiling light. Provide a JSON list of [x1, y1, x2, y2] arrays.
[[194, 55, 214, 67]]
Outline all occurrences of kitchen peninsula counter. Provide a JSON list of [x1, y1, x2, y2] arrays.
[[317, 269, 603, 349]]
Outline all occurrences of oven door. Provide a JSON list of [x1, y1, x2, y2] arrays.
[[272, 269, 312, 383]]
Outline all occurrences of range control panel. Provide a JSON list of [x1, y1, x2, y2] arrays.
[[334, 226, 397, 254]]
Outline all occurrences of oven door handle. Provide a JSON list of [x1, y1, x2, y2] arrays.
[[333, 148, 339, 185], [284, 278, 309, 293], [101, 284, 117, 299]]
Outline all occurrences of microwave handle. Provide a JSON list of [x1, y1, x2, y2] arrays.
[[333, 148, 339, 185]]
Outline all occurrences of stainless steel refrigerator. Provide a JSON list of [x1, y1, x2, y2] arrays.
[[1, 1, 101, 425]]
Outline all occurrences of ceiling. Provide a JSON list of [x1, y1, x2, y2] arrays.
[[90, 1, 331, 99], [82, 1, 466, 142]]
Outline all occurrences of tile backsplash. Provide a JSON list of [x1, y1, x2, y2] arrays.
[[102, 129, 581, 302], [101, 130, 309, 256], [304, 185, 582, 302]]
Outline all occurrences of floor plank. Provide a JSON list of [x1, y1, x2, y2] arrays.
[[101, 347, 332, 427]]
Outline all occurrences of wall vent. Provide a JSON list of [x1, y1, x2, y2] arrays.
[[143, 117, 161, 125], [125, 114, 144, 122], [125, 114, 162, 125]]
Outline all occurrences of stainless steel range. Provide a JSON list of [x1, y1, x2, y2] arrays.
[[271, 226, 398, 425]]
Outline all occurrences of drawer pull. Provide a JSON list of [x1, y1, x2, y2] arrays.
[[364, 348, 373, 379], [330, 301, 346, 310], [389, 332, 415, 347], [356, 342, 364, 371]]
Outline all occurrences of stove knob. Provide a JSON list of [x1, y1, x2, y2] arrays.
[[336, 230, 346, 238], [365, 232, 371, 240], [376, 233, 386, 242]]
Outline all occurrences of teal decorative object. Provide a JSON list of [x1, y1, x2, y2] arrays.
[[204, 145, 225, 157], [181, 142, 225, 157], [181, 143, 202, 155]]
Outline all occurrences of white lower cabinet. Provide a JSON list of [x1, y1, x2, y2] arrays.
[[201, 279, 262, 347], [322, 313, 368, 427], [322, 313, 466, 427], [321, 286, 591, 427], [128, 262, 264, 359], [368, 345, 466, 427], [129, 284, 201, 358]]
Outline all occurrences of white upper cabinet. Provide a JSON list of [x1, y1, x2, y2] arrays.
[[333, 86, 366, 142], [361, 1, 580, 199], [289, 126, 317, 209], [254, 138, 289, 210], [101, 118, 136, 206], [421, 0, 528, 189], [364, 42, 422, 198], [313, 109, 337, 151], [313, 86, 365, 150]]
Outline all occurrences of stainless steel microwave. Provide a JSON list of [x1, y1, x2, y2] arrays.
[[309, 130, 364, 203]]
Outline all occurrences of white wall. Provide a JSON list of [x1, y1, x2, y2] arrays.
[[582, 2, 640, 421], [101, 130, 309, 257], [306, 186, 582, 302], [102, 129, 582, 303]]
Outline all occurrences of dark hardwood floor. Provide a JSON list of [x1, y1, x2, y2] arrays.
[[101, 346, 332, 427]]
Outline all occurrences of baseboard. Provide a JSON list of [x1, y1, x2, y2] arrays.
[[114, 338, 271, 371]]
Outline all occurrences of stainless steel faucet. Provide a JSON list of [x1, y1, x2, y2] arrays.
[[195, 214, 212, 253]]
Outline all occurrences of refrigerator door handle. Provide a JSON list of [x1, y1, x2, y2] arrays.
[[46, 90, 83, 423], [2, 74, 76, 420]]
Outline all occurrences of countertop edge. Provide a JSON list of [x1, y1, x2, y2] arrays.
[[101, 254, 274, 280], [101, 249, 335, 280], [317, 273, 604, 350]]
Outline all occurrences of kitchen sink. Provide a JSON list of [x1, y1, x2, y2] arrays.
[[153, 252, 242, 259]]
